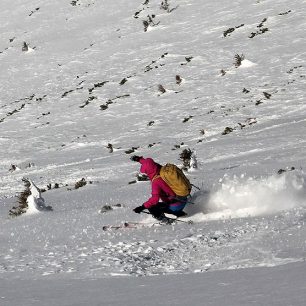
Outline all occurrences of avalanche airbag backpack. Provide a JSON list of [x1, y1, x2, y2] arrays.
[[159, 163, 192, 197]]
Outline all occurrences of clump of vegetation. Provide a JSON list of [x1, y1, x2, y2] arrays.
[[71, 0, 80, 6], [278, 167, 295, 175], [99, 203, 124, 214], [179, 148, 192, 170], [120, 78, 127, 85], [125, 147, 139, 154], [278, 10, 291, 16], [263, 92, 272, 99], [158, 84, 166, 94], [223, 27, 235, 37], [222, 127, 234, 135], [107, 143, 114, 153], [179, 148, 198, 171], [234, 54, 245, 68], [22, 42, 29, 52], [75, 178, 89, 189], [181, 56, 193, 66], [29, 7, 40, 17], [9, 179, 31, 217], [143, 15, 160, 32], [9, 162, 34, 172], [176, 75, 182, 85], [9, 164, 19, 172], [223, 24, 244, 37], [182, 115, 193, 123], [160, 0, 178, 13], [46, 182, 61, 191], [172, 142, 185, 150], [100, 94, 130, 111], [249, 18, 269, 38]]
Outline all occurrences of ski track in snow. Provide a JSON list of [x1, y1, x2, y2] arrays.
[[0, 0, 306, 285], [1, 206, 306, 279]]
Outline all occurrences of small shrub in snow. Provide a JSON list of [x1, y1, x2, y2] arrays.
[[181, 56, 193, 66], [179, 148, 192, 170], [99, 203, 124, 214], [107, 143, 114, 153], [125, 147, 139, 154], [160, 0, 169, 11], [158, 84, 166, 94], [70, 0, 80, 6], [222, 127, 234, 135], [263, 92, 272, 99], [179, 148, 198, 171], [142, 20, 149, 32], [143, 15, 159, 32], [223, 24, 244, 37], [22, 42, 29, 52], [249, 18, 269, 38], [9, 179, 31, 217], [234, 54, 245, 68], [277, 166, 295, 175], [182, 115, 193, 123], [278, 10, 292, 16], [29, 7, 40, 17], [176, 75, 182, 85], [119, 78, 127, 85], [223, 27, 235, 37], [75, 178, 87, 189], [160, 0, 178, 13], [200, 129, 205, 135], [9, 164, 20, 172]]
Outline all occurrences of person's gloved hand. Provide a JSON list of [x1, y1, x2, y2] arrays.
[[133, 205, 145, 214], [130, 155, 142, 162]]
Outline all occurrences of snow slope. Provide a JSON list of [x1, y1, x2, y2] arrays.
[[0, 0, 306, 305]]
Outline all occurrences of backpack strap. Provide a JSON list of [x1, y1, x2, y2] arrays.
[[152, 174, 161, 182]]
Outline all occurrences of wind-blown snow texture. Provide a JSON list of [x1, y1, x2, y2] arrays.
[[1, 0, 306, 305]]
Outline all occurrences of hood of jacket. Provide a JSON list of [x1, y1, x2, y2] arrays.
[[139, 157, 161, 180]]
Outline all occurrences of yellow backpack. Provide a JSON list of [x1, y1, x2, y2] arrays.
[[159, 163, 192, 197]]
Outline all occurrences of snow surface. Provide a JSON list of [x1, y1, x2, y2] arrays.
[[1, 0, 306, 305]]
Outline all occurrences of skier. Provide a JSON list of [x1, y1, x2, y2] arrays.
[[131, 156, 188, 221]]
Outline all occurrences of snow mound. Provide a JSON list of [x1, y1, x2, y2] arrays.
[[26, 179, 53, 215], [200, 171, 306, 220], [239, 59, 257, 68]]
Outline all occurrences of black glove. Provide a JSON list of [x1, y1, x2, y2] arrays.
[[133, 205, 145, 214], [130, 155, 142, 162]]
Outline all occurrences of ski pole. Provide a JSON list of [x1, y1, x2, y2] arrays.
[[191, 183, 201, 191]]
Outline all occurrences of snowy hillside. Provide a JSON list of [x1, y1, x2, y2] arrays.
[[1, 0, 306, 305]]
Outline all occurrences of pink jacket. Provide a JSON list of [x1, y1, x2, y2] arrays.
[[139, 157, 176, 209]]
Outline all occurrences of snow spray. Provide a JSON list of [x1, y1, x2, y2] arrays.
[[201, 171, 306, 220]]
